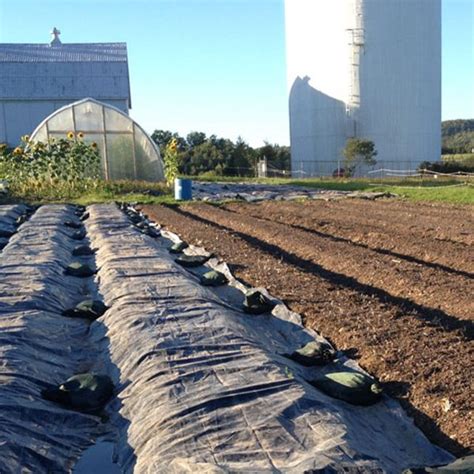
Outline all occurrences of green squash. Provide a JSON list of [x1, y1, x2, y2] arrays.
[[64, 262, 96, 278], [80, 211, 90, 221], [141, 226, 160, 238], [311, 371, 383, 406], [64, 220, 83, 229], [16, 215, 28, 226], [200, 270, 228, 287], [62, 300, 108, 321], [175, 254, 211, 268], [286, 341, 336, 366], [42, 373, 114, 413], [70, 230, 87, 241], [403, 455, 474, 473], [169, 241, 189, 254], [72, 245, 95, 257], [243, 289, 275, 315]]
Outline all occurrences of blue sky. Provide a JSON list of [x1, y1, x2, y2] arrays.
[[0, 0, 472, 146]]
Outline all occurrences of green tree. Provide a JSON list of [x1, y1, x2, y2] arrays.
[[257, 142, 291, 174], [186, 131, 207, 148], [152, 129, 290, 177], [187, 141, 224, 175], [442, 119, 474, 154], [227, 137, 255, 176], [180, 134, 238, 176], [151, 130, 186, 156], [342, 138, 377, 176]]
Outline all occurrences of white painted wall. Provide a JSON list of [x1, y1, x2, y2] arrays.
[[285, 0, 441, 176], [357, 0, 442, 170], [285, 0, 352, 176]]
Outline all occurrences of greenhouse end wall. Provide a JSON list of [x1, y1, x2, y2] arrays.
[[29, 98, 164, 182]]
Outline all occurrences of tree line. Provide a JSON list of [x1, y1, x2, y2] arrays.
[[442, 119, 474, 154], [151, 130, 290, 177], [151, 120, 473, 178]]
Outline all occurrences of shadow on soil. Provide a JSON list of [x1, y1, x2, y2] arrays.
[[221, 206, 474, 280], [166, 205, 472, 457], [168, 205, 473, 341], [382, 381, 470, 457]]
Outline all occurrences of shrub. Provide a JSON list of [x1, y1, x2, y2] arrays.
[[419, 159, 474, 174], [342, 138, 377, 177]]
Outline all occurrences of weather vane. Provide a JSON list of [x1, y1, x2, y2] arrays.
[[50, 27, 61, 46]]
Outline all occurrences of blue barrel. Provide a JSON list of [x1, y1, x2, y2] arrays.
[[174, 178, 193, 201]]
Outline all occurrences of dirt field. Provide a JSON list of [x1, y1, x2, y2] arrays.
[[143, 198, 474, 457]]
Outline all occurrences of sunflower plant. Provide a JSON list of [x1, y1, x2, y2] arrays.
[[0, 133, 102, 200], [163, 138, 180, 186]]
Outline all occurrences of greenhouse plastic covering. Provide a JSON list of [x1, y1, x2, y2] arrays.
[[29, 98, 164, 182], [0, 203, 453, 473]]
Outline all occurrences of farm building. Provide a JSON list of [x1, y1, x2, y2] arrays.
[[285, 0, 442, 176], [0, 28, 131, 148]]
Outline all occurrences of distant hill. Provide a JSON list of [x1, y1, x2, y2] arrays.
[[442, 119, 474, 154]]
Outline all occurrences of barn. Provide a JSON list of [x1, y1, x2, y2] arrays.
[[0, 28, 131, 148]]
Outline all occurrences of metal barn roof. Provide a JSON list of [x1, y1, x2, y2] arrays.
[[0, 43, 128, 63], [0, 39, 131, 107]]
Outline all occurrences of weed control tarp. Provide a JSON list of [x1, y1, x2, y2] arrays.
[[0, 204, 26, 226], [86, 204, 452, 473], [0, 204, 26, 248], [0, 205, 105, 473], [190, 182, 392, 203]]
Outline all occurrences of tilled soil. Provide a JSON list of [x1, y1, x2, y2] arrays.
[[142, 199, 474, 457]]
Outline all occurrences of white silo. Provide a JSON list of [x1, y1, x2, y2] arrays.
[[285, 0, 441, 176]]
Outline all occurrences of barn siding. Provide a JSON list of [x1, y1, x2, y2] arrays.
[[0, 99, 129, 147], [0, 62, 130, 100]]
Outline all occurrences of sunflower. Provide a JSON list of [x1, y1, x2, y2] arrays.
[[67, 131, 75, 140], [21, 135, 30, 143], [91, 142, 98, 149], [13, 147, 23, 156], [168, 138, 178, 151], [77, 132, 84, 140]]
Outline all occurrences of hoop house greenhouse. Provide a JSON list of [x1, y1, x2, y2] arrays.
[[30, 98, 164, 181]]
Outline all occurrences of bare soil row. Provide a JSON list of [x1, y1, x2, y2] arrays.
[[143, 199, 474, 456]]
